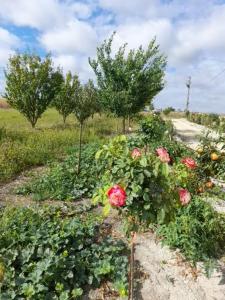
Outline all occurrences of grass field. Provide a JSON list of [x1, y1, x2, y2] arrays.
[[0, 108, 126, 183]]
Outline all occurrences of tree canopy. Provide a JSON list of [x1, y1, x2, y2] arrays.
[[89, 33, 167, 131], [4, 53, 63, 128], [54, 71, 80, 124]]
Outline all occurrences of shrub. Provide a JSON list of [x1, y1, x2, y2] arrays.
[[93, 135, 198, 228], [158, 196, 225, 274], [163, 106, 175, 115], [139, 114, 168, 143]]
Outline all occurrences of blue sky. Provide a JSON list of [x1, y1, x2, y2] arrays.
[[0, 0, 225, 113]]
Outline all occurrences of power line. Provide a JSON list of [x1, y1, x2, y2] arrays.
[[209, 68, 225, 82]]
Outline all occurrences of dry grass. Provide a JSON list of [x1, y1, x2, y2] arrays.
[[0, 98, 10, 109]]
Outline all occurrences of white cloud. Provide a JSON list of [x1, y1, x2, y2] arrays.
[[169, 5, 225, 65], [40, 20, 97, 56], [113, 18, 174, 53], [0, 27, 20, 65], [0, 27, 20, 93], [53, 54, 94, 82], [0, 0, 93, 30]]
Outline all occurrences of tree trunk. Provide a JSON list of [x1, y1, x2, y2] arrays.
[[31, 121, 36, 128], [63, 115, 66, 127], [122, 117, 126, 133], [77, 122, 83, 174], [128, 115, 131, 127]]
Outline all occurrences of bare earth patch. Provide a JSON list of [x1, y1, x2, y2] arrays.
[[0, 167, 46, 207], [134, 232, 225, 300]]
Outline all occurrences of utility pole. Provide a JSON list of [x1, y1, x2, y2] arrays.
[[185, 76, 191, 113]]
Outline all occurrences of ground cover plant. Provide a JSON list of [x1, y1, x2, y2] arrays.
[[17, 143, 104, 201], [0, 205, 128, 299]]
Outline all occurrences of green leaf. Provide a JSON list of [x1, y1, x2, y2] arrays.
[[144, 204, 150, 210], [95, 149, 103, 160], [103, 203, 111, 216], [161, 163, 169, 177], [140, 157, 147, 167], [144, 169, 151, 177], [157, 208, 166, 224], [143, 193, 150, 202]]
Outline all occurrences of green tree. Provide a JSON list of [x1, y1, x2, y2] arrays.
[[4, 53, 63, 128], [89, 33, 166, 132], [74, 79, 97, 173], [54, 71, 80, 125]]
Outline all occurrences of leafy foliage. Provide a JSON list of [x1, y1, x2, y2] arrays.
[[4, 53, 63, 128], [163, 106, 175, 115], [73, 79, 99, 173], [0, 206, 128, 299], [158, 197, 225, 273], [196, 132, 225, 181], [54, 72, 81, 124], [89, 33, 166, 131], [17, 143, 104, 201], [139, 114, 169, 143]]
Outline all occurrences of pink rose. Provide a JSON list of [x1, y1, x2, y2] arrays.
[[181, 157, 197, 169], [178, 188, 191, 206], [107, 185, 126, 207], [131, 148, 141, 159], [156, 147, 171, 163]]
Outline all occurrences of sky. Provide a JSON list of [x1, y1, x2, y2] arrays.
[[0, 0, 225, 113]]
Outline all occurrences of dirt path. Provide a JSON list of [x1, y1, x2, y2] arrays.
[[0, 167, 46, 207], [171, 118, 217, 150]]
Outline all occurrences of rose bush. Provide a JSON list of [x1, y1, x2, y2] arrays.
[[93, 135, 198, 228]]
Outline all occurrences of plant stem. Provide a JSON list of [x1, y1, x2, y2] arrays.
[[122, 117, 126, 133], [77, 122, 83, 174]]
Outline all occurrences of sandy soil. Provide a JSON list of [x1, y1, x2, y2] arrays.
[[134, 233, 225, 300]]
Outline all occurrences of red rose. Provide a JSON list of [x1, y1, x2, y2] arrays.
[[181, 157, 197, 169], [156, 147, 171, 163], [107, 185, 126, 207], [178, 188, 191, 206], [131, 148, 141, 159]]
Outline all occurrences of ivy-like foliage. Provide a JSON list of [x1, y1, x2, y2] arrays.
[[0, 206, 128, 299]]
